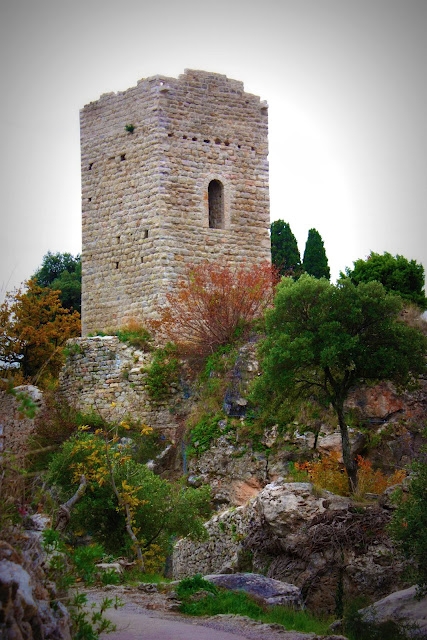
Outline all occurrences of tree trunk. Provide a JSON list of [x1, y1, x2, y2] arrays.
[[336, 403, 358, 493], [54, 475, 87, 532]]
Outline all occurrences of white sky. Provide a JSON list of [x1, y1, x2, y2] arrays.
[[1, 0, 426, 297]]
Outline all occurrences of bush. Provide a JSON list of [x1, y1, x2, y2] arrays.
[[187, 414, 234, 457], [28, 391, 81, 470], [149, 260, 274, 359], [176, 574, 218, 599], [293, 454, 405, 498], [143, 343, 180, 402], [46, 431, 211, 561], [114, 320, 153, 351]]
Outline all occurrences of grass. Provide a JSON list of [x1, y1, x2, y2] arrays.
[[178, 586, 332, 635], [123, 569, 172, 586]]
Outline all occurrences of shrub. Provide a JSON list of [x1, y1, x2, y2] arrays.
[[72, 544, 105, 584], [176, 574, 218, 599], [294, 452, 349, 495], [100, 569, 122, 586], [143, 343, 180, 402], [149, 260, 275, 359], [114, 320, 153, 351], [294, 453, 405, 498], [28, 391, 82, 470], [46, 431, 211, 562], [142, 543, 166, 575], [187, 414, 234, 457], [343, 602, 418, 640], [354, 456, 406, 499]]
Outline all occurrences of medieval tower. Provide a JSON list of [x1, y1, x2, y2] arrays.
[[80, 69, 271, 336]]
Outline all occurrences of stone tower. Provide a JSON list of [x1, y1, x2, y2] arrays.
[[80, 69, 271, 335]]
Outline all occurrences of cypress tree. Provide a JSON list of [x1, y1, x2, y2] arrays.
[[270, 220, 301, 277], [303, 228, 330, 279]]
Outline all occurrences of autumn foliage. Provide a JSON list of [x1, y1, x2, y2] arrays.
[[295, 453, 405, 498], [150, 261, 275, 358], [0, 279, 81, 387]]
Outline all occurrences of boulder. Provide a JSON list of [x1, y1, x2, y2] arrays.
[[204, 573, 303, 608], [360, 585, 427, 636], [253, 481, 350, 541], [0, 551, 71, 639]]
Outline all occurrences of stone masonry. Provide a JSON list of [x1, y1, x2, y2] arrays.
[[59, 336, 183, 431], [81, 69, 271, 335]]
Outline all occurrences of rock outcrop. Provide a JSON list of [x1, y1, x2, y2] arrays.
[[173, 480, 408, 614], [0, 540, 71, 639]]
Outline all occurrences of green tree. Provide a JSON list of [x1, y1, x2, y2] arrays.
[[344, 252, 427, 309], [46, 430, 211, 562], [270, 220, 301, 278], [253, 274, 427, 491], [389, 451, 427, 596], [33, 251, 81, 313], [302, 228, 330, 280]]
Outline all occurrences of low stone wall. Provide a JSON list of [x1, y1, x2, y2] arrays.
[[173, 504, 252, 579], [59, 336, 184, 431]]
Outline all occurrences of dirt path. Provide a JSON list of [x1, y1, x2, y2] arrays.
[[86, 586, 342, 640]]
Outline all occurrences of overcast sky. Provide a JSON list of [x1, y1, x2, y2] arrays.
[[1, 0, 426, 298]]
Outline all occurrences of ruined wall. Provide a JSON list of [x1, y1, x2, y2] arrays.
[[81, 69, 271, 335], [0, 386, 43, 456], [59, 337, 183, 431]]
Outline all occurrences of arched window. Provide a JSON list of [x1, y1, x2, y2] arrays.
[[208, 180, 224, 229]]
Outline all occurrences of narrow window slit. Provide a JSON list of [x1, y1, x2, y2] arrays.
[[208, 180, 224, 229]]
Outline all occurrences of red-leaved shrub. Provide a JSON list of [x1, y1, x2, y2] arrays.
[[150, 261, 275, 358]]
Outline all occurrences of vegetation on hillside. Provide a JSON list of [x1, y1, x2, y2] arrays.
[[389, 441, 427, 597], [252, 274, 427, 491], [2, 247, 427, 636]]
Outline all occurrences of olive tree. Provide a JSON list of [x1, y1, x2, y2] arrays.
[[254, 274, 427, 491]]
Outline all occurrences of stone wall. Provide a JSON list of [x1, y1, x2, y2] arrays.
[[0, 385, 43, 456], [173, 504, 252, 579], [81, 69, 271, 335], [59, 337, 184, 431]]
